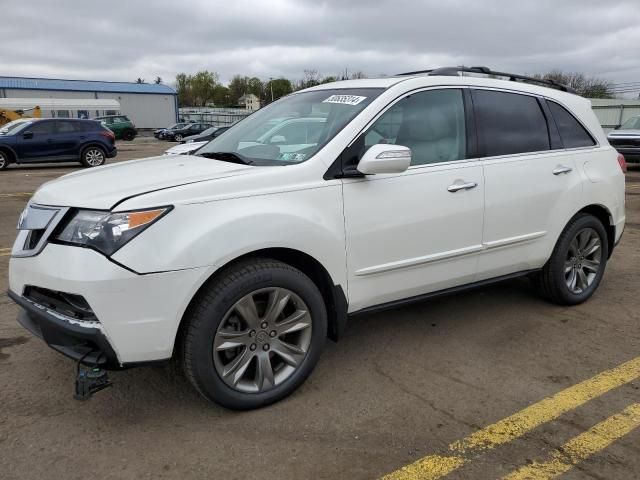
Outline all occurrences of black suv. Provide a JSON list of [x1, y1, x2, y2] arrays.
[[163, 122, 212, 141], [0, 119, 117, 170]]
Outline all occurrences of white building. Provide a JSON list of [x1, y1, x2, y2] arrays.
[[0, 76, 178, 129], [238, 93, 261, 111]]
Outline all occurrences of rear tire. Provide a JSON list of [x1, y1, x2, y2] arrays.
[[122, 129, 136, 141], [0, 150, 9, 170], [81, 146, 106, 167], [534, 213, 608, 305], [174, 134, 183, 142], [181, 258, 327, 410]]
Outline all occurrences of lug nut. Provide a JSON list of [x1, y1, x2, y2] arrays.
[[263, 344, 270, 351], [249, 330, 256, 337], [269, 330, 276, 338], [261, 322, 268, 329], [250, 343, 257, 351]]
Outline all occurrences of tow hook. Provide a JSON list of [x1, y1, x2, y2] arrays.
[[73, 352, 112, 401]]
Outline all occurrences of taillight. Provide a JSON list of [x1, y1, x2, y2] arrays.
[[100, 130, 115, 142], [617, 153, 627, 174]]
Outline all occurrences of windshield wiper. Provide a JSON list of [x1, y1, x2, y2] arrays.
[[196, 151, 253, 165]]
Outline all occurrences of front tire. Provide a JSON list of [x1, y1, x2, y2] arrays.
[[81, 146, 106, 167], [174, 134, 183, 142], [182, 259, 327, 410], [534, 213, 608, 305]]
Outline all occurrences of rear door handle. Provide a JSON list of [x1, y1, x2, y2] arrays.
[[448, 182, 478, 192], [553, 165, 573, 175]]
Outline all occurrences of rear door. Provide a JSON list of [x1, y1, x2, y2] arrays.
[[54, 120, 83, 158], [14, 121, 58, 161], [342, 88, 484, 311], [472, 89, 583, 280]]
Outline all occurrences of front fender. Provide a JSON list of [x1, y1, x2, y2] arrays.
[[112, 184, 347, 289]]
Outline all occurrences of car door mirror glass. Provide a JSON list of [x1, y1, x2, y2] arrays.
[[357, 144, 411, 175]]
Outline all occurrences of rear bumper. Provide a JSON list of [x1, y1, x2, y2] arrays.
[[8, 289, 120, 368], [106, 146, 118, 158]]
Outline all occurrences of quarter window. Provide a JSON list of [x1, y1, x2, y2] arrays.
[[547, 101, 596, 148], [361, 89, 467, 166], [473, 90, 550, 156]]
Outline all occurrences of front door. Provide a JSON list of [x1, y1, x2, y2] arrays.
[[342, 88, 485, 312], [15, 120, 58, 161]]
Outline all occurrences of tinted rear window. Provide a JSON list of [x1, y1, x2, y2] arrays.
[[548, 101, 596, 149], [473, 90, 550, 156]]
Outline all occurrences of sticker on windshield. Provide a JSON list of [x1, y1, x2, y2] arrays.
[[278, 152, 307, 162], [322, 95, 367, 106]]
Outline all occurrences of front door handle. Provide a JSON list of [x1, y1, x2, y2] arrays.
[[553, 165, 573, 175], [448, 181, 478, 193]]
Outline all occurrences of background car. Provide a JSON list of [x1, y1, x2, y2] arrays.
[[154, 122, 188, 139], [94, 115, 137, 141], [0, 118, 117, 169], [164, 141, 207, 155], [608, 115, 640, 163], [182, 125, 230, 143], [163, 122, 212, 141]]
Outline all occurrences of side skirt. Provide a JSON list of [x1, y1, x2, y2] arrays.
[[349, 269, 541, 317]]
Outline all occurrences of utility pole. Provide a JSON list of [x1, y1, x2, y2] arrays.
[[270, 77, 274, 102]]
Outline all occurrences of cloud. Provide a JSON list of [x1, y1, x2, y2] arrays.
[[2, 0, 639, 90]]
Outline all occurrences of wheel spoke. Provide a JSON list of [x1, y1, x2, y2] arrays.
[[577, 268, 589, 291], [255, 352, 275, 390], [263, 289, 290, 323], [564, 261, 573, 275], [567, 268, 577, 290], [222, 349, 253, 386], [582, 259, 600, 272], [271, 339, 305, 367], [568, 238, 579, 256], [584, 238, 601, 257], [276, 309, 311, 335], [578, 230, 590, 250], [234, 295, 260, 328]]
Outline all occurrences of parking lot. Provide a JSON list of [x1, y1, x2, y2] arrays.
[[0, 137, 639, 479]]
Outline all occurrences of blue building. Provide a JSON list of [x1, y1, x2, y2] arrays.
[[0, 76, 178, 129]]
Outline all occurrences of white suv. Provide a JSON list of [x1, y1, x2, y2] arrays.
[[9, 67, 626, 409]]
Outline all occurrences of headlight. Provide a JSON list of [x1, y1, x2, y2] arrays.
[[186, 139, 193, 143], [55, 207, 171, 256]]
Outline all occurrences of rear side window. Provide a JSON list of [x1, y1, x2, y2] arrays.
[[56, 120, 79, 133], [547, 101, 596, 149], [473, 90, 549, 156]]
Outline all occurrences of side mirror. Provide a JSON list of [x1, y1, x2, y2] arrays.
[[22, 131, 33, 140], [357, 144, 411, 175], [270, 135, 286, 144]]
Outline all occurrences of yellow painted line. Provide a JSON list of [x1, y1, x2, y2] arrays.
[[381, 356, 640, 480], [503, 403, 640, 480], [0, 192, 33, 198]]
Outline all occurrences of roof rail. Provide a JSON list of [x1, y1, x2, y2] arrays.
[[396, 66, 576, 94]]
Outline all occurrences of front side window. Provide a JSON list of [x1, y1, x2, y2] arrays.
[[197, 88, 382, 165], [355, 89, 467, 167], [473, 89, 550, 156], [548, 101, 596, 148], [29, 121, 56, 135]]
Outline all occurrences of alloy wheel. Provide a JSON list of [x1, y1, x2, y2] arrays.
[[213, 287, 313, 393], [564, 227, 602, 294], [85, 148, 105, 166], [0, 152, 6, 169]]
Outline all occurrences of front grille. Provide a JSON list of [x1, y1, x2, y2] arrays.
[[23, 286, 98, 323]]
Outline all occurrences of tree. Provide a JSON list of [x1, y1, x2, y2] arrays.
[[533, 70, 613, 98], [265, 78, 293, 103], [154, 76, 162, 84], [175, 73, 193, 106], [190, 70, 219, 106], [135, 77, 145, 84]]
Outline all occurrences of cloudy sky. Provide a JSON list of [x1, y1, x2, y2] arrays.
[[3, 0, 640, 91]]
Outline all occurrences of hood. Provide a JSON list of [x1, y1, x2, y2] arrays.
[[31, 154, 253, 210], [165, 141, 207, 155], [608, 129, 640, 137]]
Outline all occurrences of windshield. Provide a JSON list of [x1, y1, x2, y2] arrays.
[[619, 116, 640, 130], [197, 88, 382, 165], [199, 126, 219, 136], [0, 119, 33, 135]]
